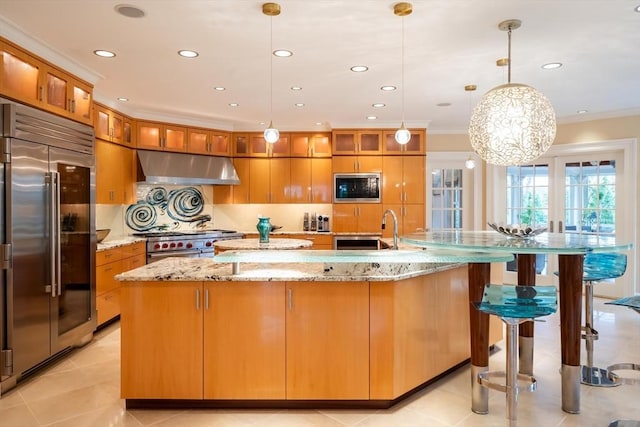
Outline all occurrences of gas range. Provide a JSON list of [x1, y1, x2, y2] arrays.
[[133, 229, 244, 263]]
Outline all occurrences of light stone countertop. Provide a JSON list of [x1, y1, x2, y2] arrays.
[[114, 256, 462, 282], [97, 236, 146, 252], [214, 238, 313, 250]]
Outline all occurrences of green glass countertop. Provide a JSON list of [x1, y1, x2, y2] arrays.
[[401, 231, 633, 254], [212, 249, 514, 264]]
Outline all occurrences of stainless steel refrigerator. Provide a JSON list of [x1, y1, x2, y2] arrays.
[[0, 99, 96, 395]]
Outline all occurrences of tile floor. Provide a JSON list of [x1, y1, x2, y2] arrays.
[[1, 297, 639, 426]]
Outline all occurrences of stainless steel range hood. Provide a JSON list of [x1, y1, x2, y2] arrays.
[[136, 150, 240, 185]]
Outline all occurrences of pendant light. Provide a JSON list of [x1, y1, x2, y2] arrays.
[[263, 2, 280, 144], [394, 2, 412, 145], [468, 19, 556, 166]]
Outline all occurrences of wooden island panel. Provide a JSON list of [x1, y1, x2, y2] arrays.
[[286, 281, 370, 400], [121, 281, 204, 399], [204, 281, 286, 399]]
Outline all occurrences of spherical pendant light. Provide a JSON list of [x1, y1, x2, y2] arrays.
[[468, 19, 556, 166], [263, 121, 280, 143], [395, 122, 411, 145]]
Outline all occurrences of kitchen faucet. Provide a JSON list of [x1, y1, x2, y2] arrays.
[[381, 209, 399, 250]]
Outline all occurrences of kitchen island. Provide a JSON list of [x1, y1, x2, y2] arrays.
[[116, 249, 512, 408]]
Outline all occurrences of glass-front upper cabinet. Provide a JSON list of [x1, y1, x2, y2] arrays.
[[382, 129, 426, 154], [332, 130, 382, 155]]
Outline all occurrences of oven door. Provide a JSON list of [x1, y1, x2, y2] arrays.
[[333, 235, 380, 250], [147, 249, 202, 263]]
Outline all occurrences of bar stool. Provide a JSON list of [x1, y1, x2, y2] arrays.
[[605, 295, 640, 384], [473, 284, 557, 425], [576, 252, 627, 386]]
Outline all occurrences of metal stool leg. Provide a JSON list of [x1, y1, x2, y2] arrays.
[[505, 321, 519, 424], [582, 282, 618, 387]]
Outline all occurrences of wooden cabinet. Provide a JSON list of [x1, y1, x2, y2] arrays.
[[96, 140, 135, 204], [96, 242, 145, 326], [204, 282, 285, 399], [231, 158, 250, 204], [137, 121, 187, 152], [233, 132, 290, 157], [332, 203, 382, 233], [300, 233, 333, 249], [290, 158, 332, 203], [0, 38, 93, 125], [286, 281, 370, 399], [382, 129, 426, 154], [94, 103, 134, 146], [187, 128, 231, 156], [332, 155, 382, 173], [121, 281, 203, 399], [249, 158, 290, 203], [290, 132, 331, 157], [332, 130, 382, 155]]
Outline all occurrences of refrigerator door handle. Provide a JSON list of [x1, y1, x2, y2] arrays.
[[47, 171, 61, 297]]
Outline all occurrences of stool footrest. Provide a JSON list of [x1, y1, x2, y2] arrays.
[[477, 371, 537, 393], [581, 365, 620, 387], [607, 363, 640, 385]]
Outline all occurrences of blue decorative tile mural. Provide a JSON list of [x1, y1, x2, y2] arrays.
[[125, 185, 212, 232]]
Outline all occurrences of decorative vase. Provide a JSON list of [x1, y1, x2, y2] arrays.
[[257, 217, 271, 243]]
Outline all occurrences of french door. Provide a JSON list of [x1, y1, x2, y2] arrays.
[[493, 143, 635, 298]]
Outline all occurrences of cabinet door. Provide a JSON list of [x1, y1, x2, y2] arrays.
[[311, 158, 332, 203], [357, 130, 382, 154], [332, 131, 357, 154], [0, 42, 42, 106], [382, 156, 404, 204], [357, 203, 383, 233], [232, 158, 250, 203], [310, 133, 331, 157], [69, 79, 92, 123], [332, 156, 357, 173], [96, 258, 122, 295], [357, 155, 383, 173], [286, 282, 370, 399], [249, 134, 269, 157], [233, 133, 250, 156], [249, 158, 270, 203], [42, 65, 68, 115], [95, 140, 124, 204], [270, 158, 291, 203], [204, 282, 285, 399], [290, 133, 311, 157], [187, 128, 211, 154], [290, 158, 311, 203], [211, 132, 231, 156], [401, 204, 425, 235], [332, 204, 359, 233], [402, 156, 425, 204], [382, 129, 426, 154], [94, 104, 113, 141], [137, 121, 163, 150], [164, 125, 187, 151], [270, 133, 290, 157], [381, 204, 403, 239], [121, 282, 203, 399], [122, 116, 135, 146]]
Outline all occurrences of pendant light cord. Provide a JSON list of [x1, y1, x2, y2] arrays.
[[507, 25, 512, 84], [401, 15, 405, 123], [269, 14, 273, 122]]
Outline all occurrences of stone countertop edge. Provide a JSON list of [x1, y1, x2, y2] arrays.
[[115, 257, 463, 283], [97, 237, 146, 252]]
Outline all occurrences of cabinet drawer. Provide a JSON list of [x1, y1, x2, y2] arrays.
[[304, 234, 333, 247], [96, 259, 123, 294], [121, 241, 146, 258], [123, 254, 146, 272], [96, 248, 123, 266], [97, 288, 120, 325]]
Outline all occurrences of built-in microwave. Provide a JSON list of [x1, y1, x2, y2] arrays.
[[334, 173, 381, 203]]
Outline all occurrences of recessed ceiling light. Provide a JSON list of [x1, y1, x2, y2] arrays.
[[437, 102, 452, 107], [94, 50, 116, 58], [229, 103, 239, 107], [273, 49, 293, 57], [315, 122, 322, 126], [380, 85, 396, 91], [542, 62, 562, 70], [295, 103, 305, 107], [291, 86, 302, 91], [213, 87, 225, 91], [114, 4, 145, 18], [372, 103, 385, 108], [635, 4, 640, 12], [350, 65, 368, 72], [259, 121, 266, 125], [178, 50, 199, 58], [117, 97, 129, 102], [367, 116, 377, 120], [577, 109, 588, 114]]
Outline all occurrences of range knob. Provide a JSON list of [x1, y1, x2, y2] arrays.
[[177, 242, 184, 248], [162, 243, 168, 249], [186, 243, 193, 249], [205, 241, 212, 247], [170, 242, 176, 248], [154, 243, 161, 249]]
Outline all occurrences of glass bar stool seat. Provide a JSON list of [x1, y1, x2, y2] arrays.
[[555, 252, 628, 387], [473, 284, 558, 425]]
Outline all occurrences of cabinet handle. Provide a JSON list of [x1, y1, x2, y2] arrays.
[[39, 86, 44, 101], [71, 99, 76, 113], [205, 289, 209, 310], [558, 220, 563, 233], [195, 288, 200, 310], [549, 221, 554, 233], [287, 288, 293, 311]]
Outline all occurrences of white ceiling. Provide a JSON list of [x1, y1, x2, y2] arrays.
[[1, 0, 639, 134]]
